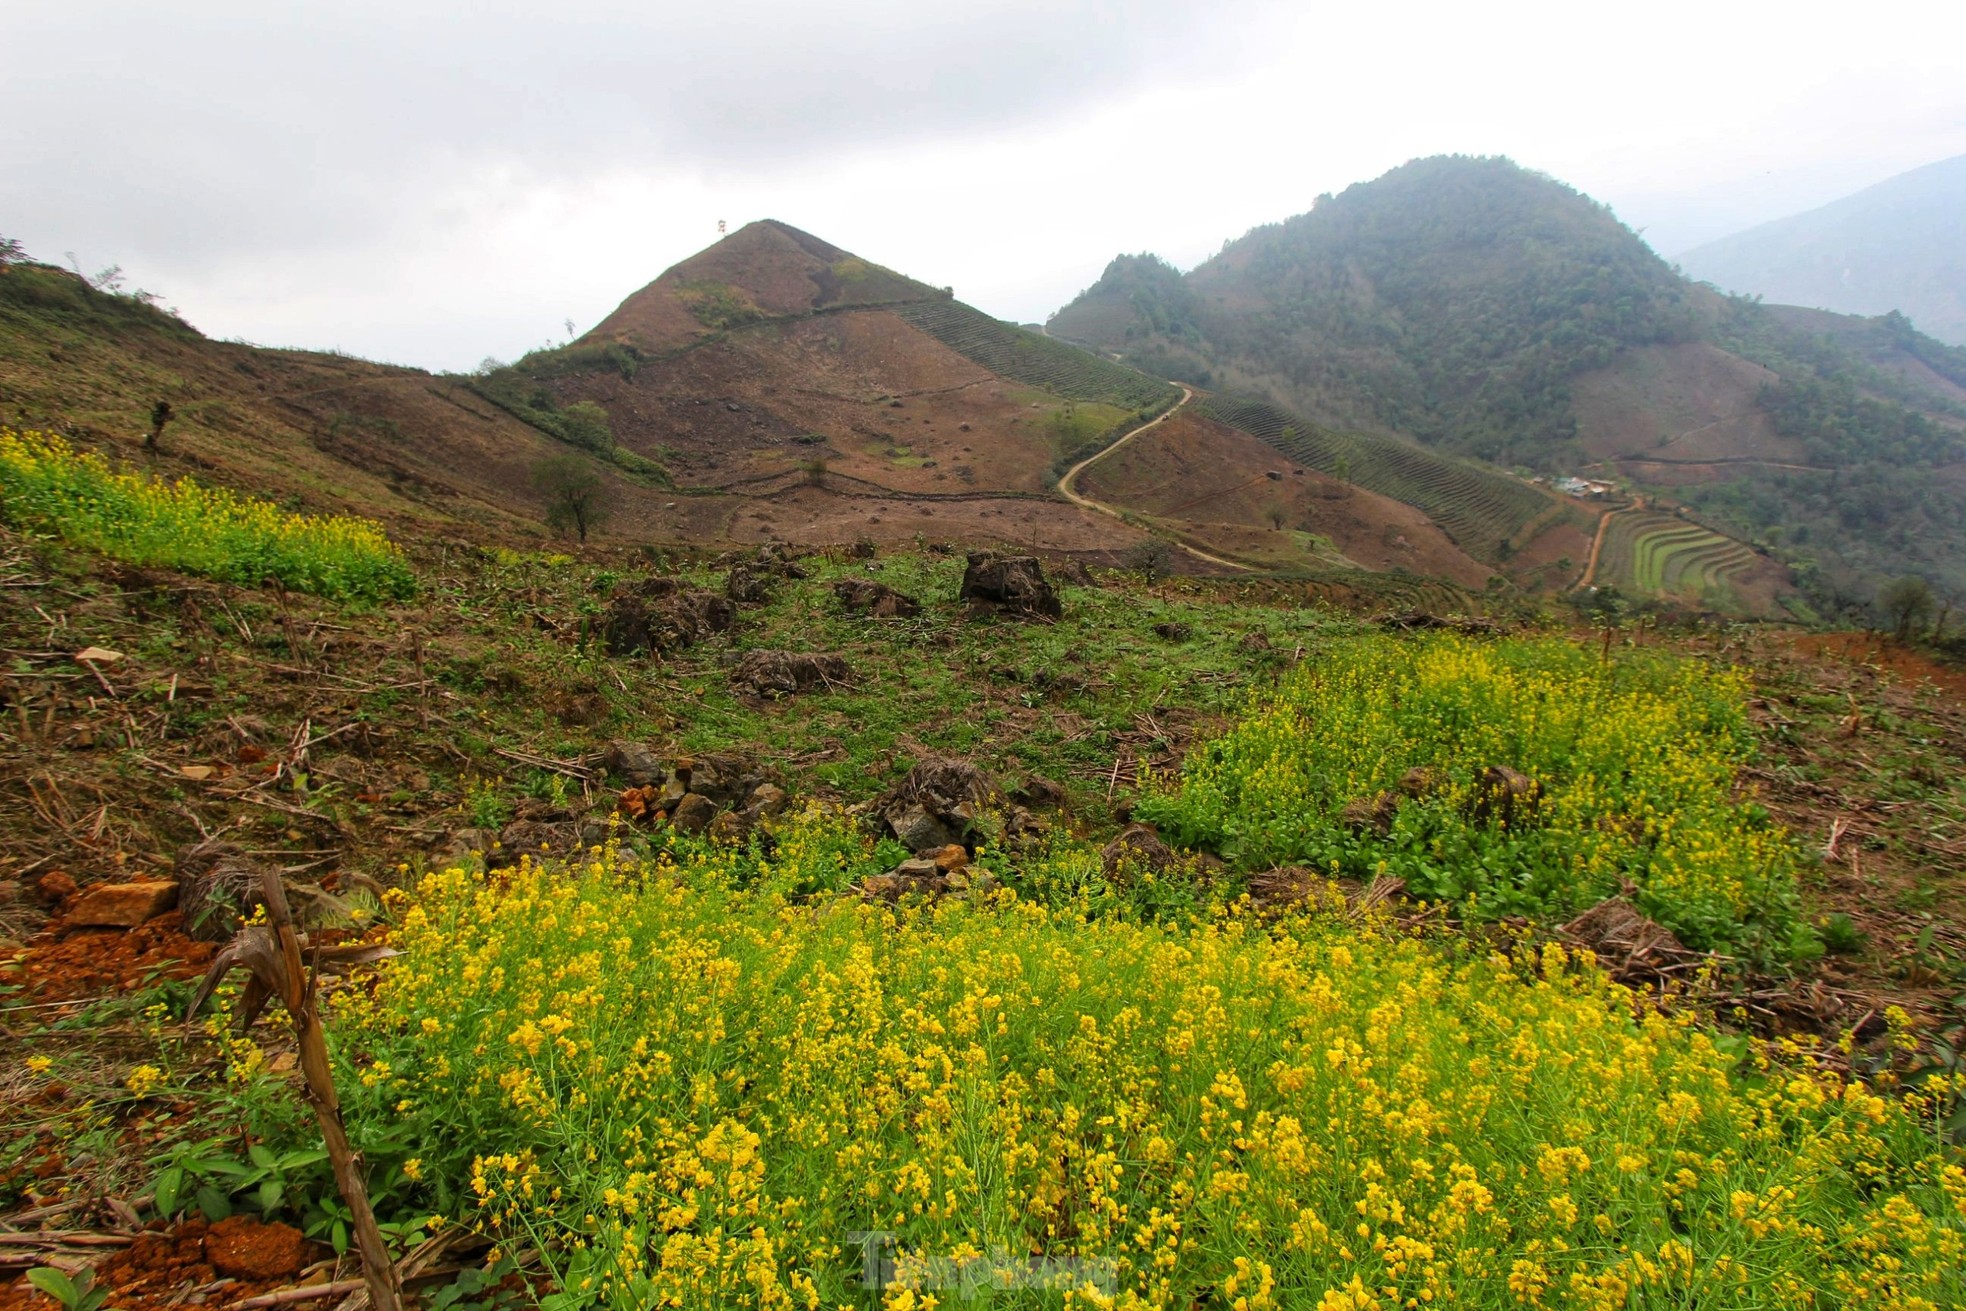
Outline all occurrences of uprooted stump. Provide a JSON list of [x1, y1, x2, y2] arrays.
[[958, 552, 1062, 622], [176, 840, 277, 941], [731, 650, 851, 698], [874, 756, 1001, 853], [1100, 823, 1175, 882], [1468, 765, 1542, 828], [725, 564, 775, 605], [1379, 609, 1504, 636], [833, 578, 922, 618], [601, 577, 736, 657], [1559, 896, 1699, 982]]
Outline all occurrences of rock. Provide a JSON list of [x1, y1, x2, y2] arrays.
[[894, 857, 940, 879], [745, 783, 790, 817], [659, 775, 689, 808], [1008, 774, 1066, 809], [670, 793, 718, 835], [730, 650, 851, 698], [65, 880, 179, 928], [958, 552, 1062, 621], [726, 565, 774, 605], [927, 844, 969, 872], [1100, 824, 1175, 880], [204, 1215, 309, 1281], [1469, 766, 1541, 829], [677, 753, 759, 809], [438, 828, 490, 862], [1153, 621, 1192, 642], [706, 809, 755, 845], [943, 869, 971, 891], [603, 739, 667, 788], [490, 819, 583, 868], [859, 873, 906, 901], [833, 578, 922, 618], [1054, 558, 1097, 587], [33, 870, 78, 908], [888, 803, 955, 854], [616, 786, 665, 824]]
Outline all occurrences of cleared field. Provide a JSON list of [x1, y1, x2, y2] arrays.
[[892, 300, 1179, 411], [1596, 510, 1760, 602], [1195, 396, 1554, 562]]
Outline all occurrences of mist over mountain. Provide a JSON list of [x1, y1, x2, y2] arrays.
[[1676, 155, 1966, 347]]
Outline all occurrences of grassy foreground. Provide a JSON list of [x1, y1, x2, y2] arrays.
[[302, 824, 1966, 1311]]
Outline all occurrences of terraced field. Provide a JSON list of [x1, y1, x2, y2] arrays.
[[1196, 397, 1555, 562], [892, 300, 1179, 411], [1595, 510, 1761, 603]]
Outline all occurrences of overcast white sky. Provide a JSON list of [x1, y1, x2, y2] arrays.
[[7, 0, 1964, 372]]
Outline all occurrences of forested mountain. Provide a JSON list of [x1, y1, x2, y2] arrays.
[[1053, 156, 1700, 468], [1049, 155, 1966, 612], [1677, 155, 1966, 347]]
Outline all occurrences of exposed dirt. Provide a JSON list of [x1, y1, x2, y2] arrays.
[[0, 1218, 316, 1311], [1571, 341, 1802, 468], [1079, 409, 1496, 587], [5, 911, 215, 1002]]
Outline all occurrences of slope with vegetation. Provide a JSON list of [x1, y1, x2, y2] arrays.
[[1052, 154, 1966, 616]]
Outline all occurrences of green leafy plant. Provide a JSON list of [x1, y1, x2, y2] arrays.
[[25, 1268, 110, 1311]]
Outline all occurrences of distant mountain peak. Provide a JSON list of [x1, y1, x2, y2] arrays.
[[584, 220, 939, 351], [1677, 154, 1966, 346]]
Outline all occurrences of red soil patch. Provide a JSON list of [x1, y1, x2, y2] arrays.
[[5, 911, 215, 1003], [1082, 410, 1495, 586], [1788, 632, 1966, 697], [0, 1218, 316, 1311]]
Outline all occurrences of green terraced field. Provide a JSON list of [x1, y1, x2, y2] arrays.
[[1597, 510, 1759, 602], [1195, 397, 1554, 563], [892, 300, 1179, 411]]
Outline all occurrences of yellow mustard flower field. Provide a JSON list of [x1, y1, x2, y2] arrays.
[[318, 804, 1964, 1310], [0, 427, 414, 600], [1141, 636, 1808, 960]]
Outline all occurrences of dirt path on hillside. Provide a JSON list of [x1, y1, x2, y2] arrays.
[[1056, 387, 1253, 572], [1576, 496, 1644, 591]]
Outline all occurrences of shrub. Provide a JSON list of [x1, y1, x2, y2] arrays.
[[0, 428, 414, 601], [329, 830, 1963, 1309], [1139, 635, 1807, 957]]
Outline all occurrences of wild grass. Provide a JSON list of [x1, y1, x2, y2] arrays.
[[1139, 634, 1810, 958], [0, 428, 414, 601], [316, 830, 1964, 1310]]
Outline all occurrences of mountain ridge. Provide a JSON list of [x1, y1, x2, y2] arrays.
[[1676, 154, 1966, 347]]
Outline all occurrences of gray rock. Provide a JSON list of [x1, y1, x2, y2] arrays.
[[603, 740, 666, 788], [670, 793, 718, 834]]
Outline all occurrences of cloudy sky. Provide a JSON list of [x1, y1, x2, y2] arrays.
[[7, 0, 1965, 372]]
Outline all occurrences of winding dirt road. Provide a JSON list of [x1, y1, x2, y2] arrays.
[[1055, 387, 1253, 572]]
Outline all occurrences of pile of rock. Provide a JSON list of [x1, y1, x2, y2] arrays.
[[601, 576, 737, 657], [958, 553, 1062, 621], [606, 740, 788, 843], [861, 842, 999, 901]]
